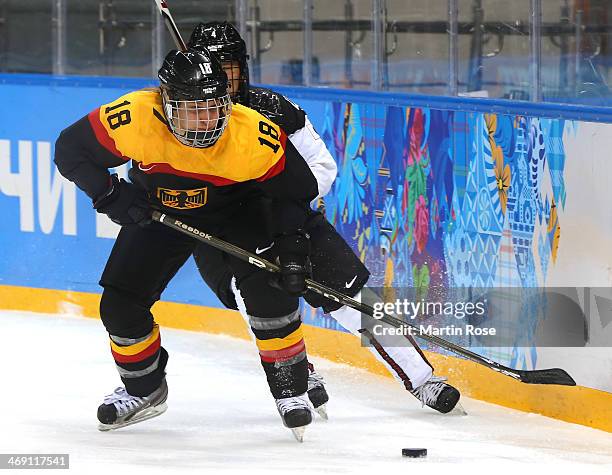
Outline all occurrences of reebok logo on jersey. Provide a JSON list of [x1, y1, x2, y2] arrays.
[[157, 187, 208, 209], [345, 276, 357, 288]]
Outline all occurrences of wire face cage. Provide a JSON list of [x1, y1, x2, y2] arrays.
[[220, 60, 248, 103], [161, 90, 232, 148]]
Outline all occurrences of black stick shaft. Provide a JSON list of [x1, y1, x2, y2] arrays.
[[151, 211, 575, 386], [154, 0, 188, 51]]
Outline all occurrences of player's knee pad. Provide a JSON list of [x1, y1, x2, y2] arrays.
[[193, 245, 238, 310], [99, 286, 154, 337]]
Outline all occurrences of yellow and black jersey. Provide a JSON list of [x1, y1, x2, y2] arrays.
[[89, 90, 288, 185], [54, 89, 317, 232]]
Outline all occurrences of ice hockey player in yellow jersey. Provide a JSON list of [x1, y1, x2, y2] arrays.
[[54, 48, 319, 441]]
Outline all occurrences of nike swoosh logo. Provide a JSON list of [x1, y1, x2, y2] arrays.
[[255, 243, 274, 254], [138, 163, 157, 172], [345, 276, 357, 288]]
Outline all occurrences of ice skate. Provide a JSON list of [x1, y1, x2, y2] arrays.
[[410, 375, 465, 415], [307, 365, 329, 420], [275, 393, 313, 442], [97, 379, 168, 431]]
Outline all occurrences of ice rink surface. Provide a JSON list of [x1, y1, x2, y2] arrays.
[[1, 310, 611, 475]]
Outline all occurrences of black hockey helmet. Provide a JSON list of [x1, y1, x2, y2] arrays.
[[188, 21, 250, 105], [158, 49, 231, 148]]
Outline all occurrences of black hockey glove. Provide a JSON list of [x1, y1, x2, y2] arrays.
[[93, 174, 151, 226], [272, 231, 312, 297]]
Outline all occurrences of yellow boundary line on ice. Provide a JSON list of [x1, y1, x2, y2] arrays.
[[1, 284, 610, 433]]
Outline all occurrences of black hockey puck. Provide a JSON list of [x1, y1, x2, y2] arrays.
[[402, 448, 427, 458]]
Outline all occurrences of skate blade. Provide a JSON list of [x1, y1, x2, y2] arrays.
[[314, 404, 328, 420], [98, 403, 168, 432], [290, 425, 307, 443], [448, 402, 468, 416]]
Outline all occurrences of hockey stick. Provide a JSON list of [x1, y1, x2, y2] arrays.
[[151, 211, 576, 387], [154, 0, 187, 52]]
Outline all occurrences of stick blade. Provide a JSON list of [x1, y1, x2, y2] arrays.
[[519, 368, 576, 386]]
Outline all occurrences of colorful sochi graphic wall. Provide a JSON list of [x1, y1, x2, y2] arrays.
[[303, 107, 564, 332], [0, 75, 611, 393]]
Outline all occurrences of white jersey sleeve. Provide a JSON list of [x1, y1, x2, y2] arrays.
[[288, 115, 337, 199]]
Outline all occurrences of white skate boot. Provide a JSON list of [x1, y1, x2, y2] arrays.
[[410, 375, 466, 414], [275, 393, 313, 442], [97, 379, 168, 431]]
